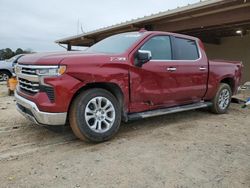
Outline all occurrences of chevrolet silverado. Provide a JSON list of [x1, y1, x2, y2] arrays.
[[15, 30, 243, 142]]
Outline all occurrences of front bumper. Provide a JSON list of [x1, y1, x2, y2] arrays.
[[15, 92, 67, 126]]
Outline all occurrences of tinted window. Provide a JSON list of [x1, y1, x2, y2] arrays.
[[140, 36, 172, 60], [174, 38, 199, 60], [87, 32, 144, 54]]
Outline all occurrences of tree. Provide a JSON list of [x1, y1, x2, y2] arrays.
[[0, 48, 35, 60], [0, 49, 4, 60], [16, 48, 24, 55], [4, 48, 14, 59]]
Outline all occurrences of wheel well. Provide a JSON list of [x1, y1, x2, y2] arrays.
[[0, 69, 12, 76], [68, 82, 127, 121], [220, 77, 234, 93]]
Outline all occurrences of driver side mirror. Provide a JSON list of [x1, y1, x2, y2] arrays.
[[135, 50, 152, 67]]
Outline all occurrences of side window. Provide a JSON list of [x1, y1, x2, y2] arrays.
[[140, 36, 172, 60], [173, 37, 199, 60]]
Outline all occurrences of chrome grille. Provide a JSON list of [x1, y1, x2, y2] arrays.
[[16, 65, 40, 94], [21, 67, 37, 75], [16, 64, 58, 97], [19, 78, 39, 93]]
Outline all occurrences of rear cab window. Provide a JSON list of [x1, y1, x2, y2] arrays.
[[173, 37, 200, 60]]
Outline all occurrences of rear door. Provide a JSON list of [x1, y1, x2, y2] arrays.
[[170, 36, 208, 103]]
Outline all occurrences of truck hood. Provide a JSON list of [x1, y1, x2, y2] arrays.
[[18, 51, 119, 65]]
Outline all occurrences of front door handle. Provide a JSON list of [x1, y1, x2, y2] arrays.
[[199, 67, 207, 71], [167, 67, 177, 72]]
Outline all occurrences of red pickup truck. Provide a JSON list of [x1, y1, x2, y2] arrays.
[[15, 30, 243, 142]]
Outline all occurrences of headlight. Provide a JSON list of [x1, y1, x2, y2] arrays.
[[15, 65, 22, 74], [36, 65, 67, 76]]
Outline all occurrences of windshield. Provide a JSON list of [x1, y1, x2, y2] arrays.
[[5, 57, 16, 63], [5, 55, 21, 63], [87, 32, 144, 54]]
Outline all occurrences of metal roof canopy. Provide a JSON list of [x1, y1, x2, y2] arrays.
[[55, 0, 250, 48]]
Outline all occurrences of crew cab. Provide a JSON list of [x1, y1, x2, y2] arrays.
[[15, 30, 243, 142]]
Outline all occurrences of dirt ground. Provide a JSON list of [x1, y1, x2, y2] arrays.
[[0, 83, 249, 188]]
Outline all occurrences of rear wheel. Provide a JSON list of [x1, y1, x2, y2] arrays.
[[0, 70, 11, 82], [210, 83, 232, 114], [69, 88, 121, 142]]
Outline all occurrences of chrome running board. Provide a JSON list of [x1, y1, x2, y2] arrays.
[[128, 102, 212, 121]]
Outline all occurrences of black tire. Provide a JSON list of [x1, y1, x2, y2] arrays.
[[210, 83, 232, 114], [69, 88, 121, 142], [0, 70, 11, 82]]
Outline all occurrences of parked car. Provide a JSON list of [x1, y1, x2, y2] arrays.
[[14, 30, 243, 142], [0, 54, 24, 81]]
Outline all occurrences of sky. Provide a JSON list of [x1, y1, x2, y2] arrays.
[[0, 0, 200, 52]]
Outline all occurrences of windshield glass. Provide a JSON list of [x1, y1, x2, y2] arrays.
[[5, 57, 16, 62], [87, 32, 144, 54], [6, 55, 21, 62]]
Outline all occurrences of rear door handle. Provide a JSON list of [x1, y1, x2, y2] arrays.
[[167, 67, 177, 72], [199, 67, 207, 71]]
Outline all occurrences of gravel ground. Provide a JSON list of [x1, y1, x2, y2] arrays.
[[0, 83, 249, 188]]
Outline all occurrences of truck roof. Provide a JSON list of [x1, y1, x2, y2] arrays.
[[138, 30, 200, 41]]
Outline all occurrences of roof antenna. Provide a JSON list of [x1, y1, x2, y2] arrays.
[[81, 25, 85, 34], [77, 18, 79, 35]]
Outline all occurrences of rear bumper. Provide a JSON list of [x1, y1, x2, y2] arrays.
[[15, 92, 67, 126]]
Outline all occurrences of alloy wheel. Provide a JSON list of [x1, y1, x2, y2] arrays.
[[85, 96, 116, 133]]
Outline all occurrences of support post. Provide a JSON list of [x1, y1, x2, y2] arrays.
[[67, 44, 72, 51]]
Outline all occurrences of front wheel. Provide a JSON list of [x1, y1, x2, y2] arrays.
[[69, 88, 121, 142], [210, 83, 232, 114], [0, 70, 11, 82]]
